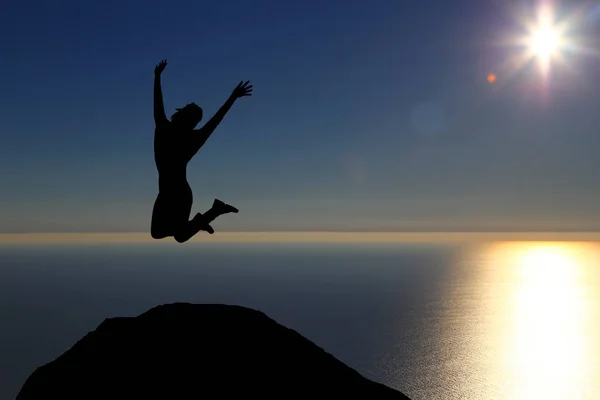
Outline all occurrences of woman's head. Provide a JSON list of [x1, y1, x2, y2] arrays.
[[171, 103, 203, 129]]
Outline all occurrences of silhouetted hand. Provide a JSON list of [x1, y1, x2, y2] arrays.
[[231, 81, 253, 99], [154, 59, 168, 76]]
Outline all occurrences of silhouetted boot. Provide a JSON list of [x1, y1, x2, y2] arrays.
[[212, 199, 239, 215], [196, 200, 238, 236], [192, 213, 215, 234]]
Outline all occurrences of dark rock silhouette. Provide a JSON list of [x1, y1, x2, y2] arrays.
[[17, 303, 411, 399]]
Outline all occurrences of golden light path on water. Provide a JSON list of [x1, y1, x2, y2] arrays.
[[478, 242, 600, 399]]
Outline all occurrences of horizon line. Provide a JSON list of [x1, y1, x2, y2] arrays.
[[2, 231, 600, 245]]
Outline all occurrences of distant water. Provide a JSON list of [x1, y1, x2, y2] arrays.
[[2, 240, 600, 399]]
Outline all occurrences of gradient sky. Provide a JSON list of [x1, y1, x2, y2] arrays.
[[3, 0, 600, 233]]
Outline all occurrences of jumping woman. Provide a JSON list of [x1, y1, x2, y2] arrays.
[[150, 59, 253, 243]]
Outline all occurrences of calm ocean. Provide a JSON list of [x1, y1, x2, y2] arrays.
[[2, 240, 600, 399]]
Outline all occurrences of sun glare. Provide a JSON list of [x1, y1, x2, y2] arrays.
[[494, 1, 592, 84], [483, 242, 599, 398], [528, 25, 561, 61], [522, 7, 568, 74]]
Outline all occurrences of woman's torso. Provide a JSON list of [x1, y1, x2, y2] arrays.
[[154, 124, 192, 193]]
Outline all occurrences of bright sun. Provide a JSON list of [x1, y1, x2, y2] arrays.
[[495, 2, 584, 81], [528, 25, 561, 60]]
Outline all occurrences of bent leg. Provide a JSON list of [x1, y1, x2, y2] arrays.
[[151, 189, 195, 240], [151, 197, 175, 240], [173, 214, 215, 243], [152, 190, 238, 243], [172, 199, 239, 243]]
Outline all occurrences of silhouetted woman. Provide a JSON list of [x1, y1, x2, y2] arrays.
[[150, 59, 253, 243]]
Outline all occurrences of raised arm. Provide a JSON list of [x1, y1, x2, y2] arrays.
[[191, 81, 253, 149], [154, 60, 168, 126]]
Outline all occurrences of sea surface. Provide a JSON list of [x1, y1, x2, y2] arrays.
[[2, 239, 600, 399]]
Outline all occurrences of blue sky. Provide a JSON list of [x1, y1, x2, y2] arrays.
[[2, 0, 600, 233]]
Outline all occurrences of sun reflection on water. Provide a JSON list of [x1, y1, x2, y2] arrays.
[[484, 242, 599, 399]]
